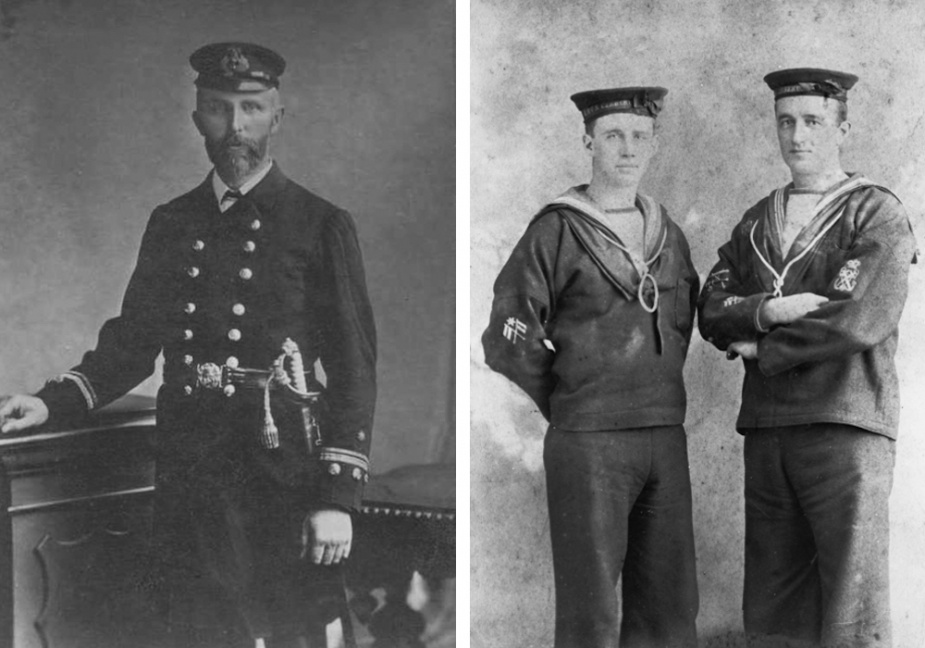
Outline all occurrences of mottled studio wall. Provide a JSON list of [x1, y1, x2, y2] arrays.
[[0, 0, 455, 472], [471, 0, 925, 646]]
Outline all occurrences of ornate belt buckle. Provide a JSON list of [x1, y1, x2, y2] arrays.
[[196, 362, 223, 390]]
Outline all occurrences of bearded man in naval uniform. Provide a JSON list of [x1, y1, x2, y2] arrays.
[[0, 42, 377, 648]]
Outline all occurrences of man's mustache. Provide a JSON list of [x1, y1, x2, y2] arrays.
[[220, 135, 259, 153]]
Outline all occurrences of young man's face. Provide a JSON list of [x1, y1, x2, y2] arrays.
[[583, 112, 658, 189], [192, 87, 284, 186], [774, 95, 849, 178]]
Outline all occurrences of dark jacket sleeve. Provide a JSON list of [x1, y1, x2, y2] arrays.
[[315, 210, 377, 512], [757, 193, 915, 376], [36, 212, 168, 424], [697, 214, 773, 350], [481, 214, 559, 420]]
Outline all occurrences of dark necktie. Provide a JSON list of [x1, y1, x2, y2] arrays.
[[221, 189, 243, 211]]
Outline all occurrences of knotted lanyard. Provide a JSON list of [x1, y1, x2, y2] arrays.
[[552, 192, 668, 312], [592, 225, 668, 312], [749, 208, 845, 298], [748, 176, 873, 297]]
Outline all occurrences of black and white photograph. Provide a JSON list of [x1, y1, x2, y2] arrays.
[[471, 1, 925, 646], [0, 1, 455, 647]]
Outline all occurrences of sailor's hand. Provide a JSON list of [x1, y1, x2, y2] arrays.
[[727, 340, 758, 360], [0, 395, 49, 434], [301, 508, 352, 565], [760, 293, 829, 326]]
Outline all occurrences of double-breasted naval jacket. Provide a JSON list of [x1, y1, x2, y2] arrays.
[[35, 163, 377, 634]]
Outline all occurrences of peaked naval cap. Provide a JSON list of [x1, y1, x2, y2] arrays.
[[190, 42, 286, 92]]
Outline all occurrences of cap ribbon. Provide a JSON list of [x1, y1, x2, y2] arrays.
[[774, 81, 848, 101]]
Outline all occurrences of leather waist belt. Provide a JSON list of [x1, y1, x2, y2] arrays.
[[175, 363, 321, 397], [197, 363, 274, 391], [166, 338, 323, 452]]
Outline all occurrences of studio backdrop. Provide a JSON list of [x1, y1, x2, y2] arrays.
[[0, 0, 455, 473]]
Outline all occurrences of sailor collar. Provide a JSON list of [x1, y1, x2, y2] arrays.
[[543, 186, 670, 312], [552, 186, 667, 270], [750, 173, 876, 297]]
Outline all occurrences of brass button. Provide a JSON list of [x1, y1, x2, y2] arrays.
[[228, 328, 242, 341], [239, 268, 253, 280], [183, 354, 194, 365], [352, 467, 363, 481], [192, 240, 205, 251], [226, 356, 239, 369], [187, 266, 200, 278], [243, 241, 256, 253], [184, 302, 196, 314], [357, 430, 367, 442], [223, 385, 236, 397], [250, 219, 261, 231], [232, 303, 246, 316], [328, 463, 341, 476], [183, 385, 193, 396], [183, 329, 194, 341]]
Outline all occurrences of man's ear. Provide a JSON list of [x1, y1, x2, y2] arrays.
[[582, 132, 593, 152], [270, 105, 285, 135], [837, 119, 851, 147]]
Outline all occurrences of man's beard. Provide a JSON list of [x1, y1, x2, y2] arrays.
[[206, 133, 269, 187]]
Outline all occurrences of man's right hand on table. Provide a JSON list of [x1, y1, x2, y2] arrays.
[[0, 395, 49, 433]]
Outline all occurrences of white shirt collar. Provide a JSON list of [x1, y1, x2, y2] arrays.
[[211, 160, 274, 207]]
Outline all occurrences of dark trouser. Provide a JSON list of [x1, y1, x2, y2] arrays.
[[544, 425, 699, 648], [743, 424, 895, 648]]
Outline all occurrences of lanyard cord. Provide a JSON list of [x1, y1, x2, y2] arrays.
[[596, 227, 668, 313], [552, 195, 669, 313], [748, 207, 846, 297]]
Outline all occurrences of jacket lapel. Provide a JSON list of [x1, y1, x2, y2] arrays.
[[240, 162, 287, 216]]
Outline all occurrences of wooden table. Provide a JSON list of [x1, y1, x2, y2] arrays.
[[0, 395, 454, 648]]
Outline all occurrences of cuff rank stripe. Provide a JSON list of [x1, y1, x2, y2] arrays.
[[54, 371, 98, 411], [319, 448, 370, 472]]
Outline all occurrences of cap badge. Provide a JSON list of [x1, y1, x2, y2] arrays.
[[221, 47, 250, 75]]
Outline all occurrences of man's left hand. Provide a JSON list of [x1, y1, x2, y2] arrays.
[[301, 508, 353, 565], [728, 340, 758, 360]]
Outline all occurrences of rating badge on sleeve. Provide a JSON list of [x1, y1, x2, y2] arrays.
[[723, 295, 744, 308], [833, 259, 860, 293], [503, 317, 527, 344], [705, 268, 731, 292]]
